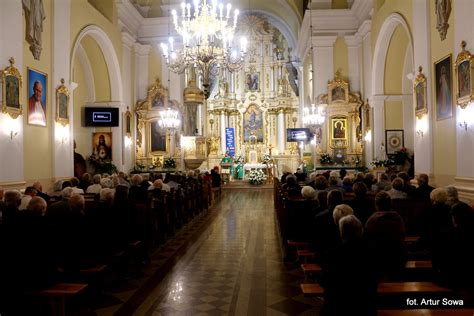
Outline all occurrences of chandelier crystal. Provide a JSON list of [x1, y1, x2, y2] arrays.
[[158, 107, 181, 130], [303, 104, 325, 127], [161, 0, 247, 98]]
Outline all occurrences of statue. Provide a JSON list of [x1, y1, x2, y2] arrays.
[[379, 142, 387, 161], [435, 0, 451, 41], [207, 136, 219, 155], [218, 79, 228, 98], [22, 0, 46, 60]]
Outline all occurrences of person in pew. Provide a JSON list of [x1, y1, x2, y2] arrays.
[[349, 182, 373, 226], [374, 173, 391, 192], [281, 174, 301, 197], [419, 188, 453, 252], [19, 186, 37, 210], [320, 215, 377, 316], [363, 173, 376, 193], [397, 171, 417, 197], [2, 190, 22, 224], [312, 190, 344, 259], [432, 202, 474, 289], [70, 177, 84, 194], [165, 173, 181, 190], [341, 176, 353, 192], [294, 168, 307, 183], [31, 181, 50, 202], [301, 186, 317, 200], [365, 191, 406, 280], [415, 173, 435, 199], [149, 179, 170, 193], [326, 176, 345, 194], [313, 175, 329, 192], [387, 177, 408, 199], [339, 168, 347, 181], [129, 174, 148, 201], [280, 171, 291, 184], [332, 204, 354, 225], [445, 185, 459, 208], [79, 173, 92, 191], [316, 190, 328, 211], [86, 174, 102, 194], [211, 166, 222, 188], [117, 171, 130, 187]]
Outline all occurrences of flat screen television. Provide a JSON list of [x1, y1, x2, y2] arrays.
[[287, 128, 311, 142], [84, 107, 119, 127]]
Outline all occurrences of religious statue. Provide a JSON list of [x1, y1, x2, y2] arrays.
[[22, 0, 46, 60], [218, 79, 229, 98], [435, 0, 451, 41], [207, 136, 220, 155], [379, 142, 387, 161]]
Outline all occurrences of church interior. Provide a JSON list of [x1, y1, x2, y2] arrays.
[[1, 0, 474, 315]]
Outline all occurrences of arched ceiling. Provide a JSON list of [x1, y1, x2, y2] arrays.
[[130, 0, 303, 43]]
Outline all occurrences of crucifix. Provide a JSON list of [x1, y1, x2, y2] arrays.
[[268, 144, 273, 156]]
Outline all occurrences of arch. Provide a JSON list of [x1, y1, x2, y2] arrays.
[[244, 9, 297, 53], [76, 44, 96, 102], [70, 25, 123, 102], [372, 13, 413, 96]]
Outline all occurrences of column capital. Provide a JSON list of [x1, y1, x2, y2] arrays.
[[122, 31, 136, 49], [344, 34, 362, 47], [134, 43, 152, 57], [311, 35, 338, 48], [356, 20, 372, 39]]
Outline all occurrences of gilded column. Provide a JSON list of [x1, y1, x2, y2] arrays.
[[277, 109, 285, 154]]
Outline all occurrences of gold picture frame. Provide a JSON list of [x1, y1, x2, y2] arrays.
[[245, 72, 260, 92], [1, 57, 22, 119], [148, 120, 168, 154], [413, 66, 428, 119], [124, 106, 132, 137], [434, 54, 453, 121], [55, 78, 69, 126], [327, 72, 349, 103], [454, 41, 474, 109]]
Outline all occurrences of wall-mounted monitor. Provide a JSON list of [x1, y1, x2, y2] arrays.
[[286, 128, 311, 142], [84, 107, 119, 127]]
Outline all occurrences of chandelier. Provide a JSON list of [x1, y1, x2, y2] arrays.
[[158, 108, 181, 130], [160, 0, 247, 98], [303, 104, 325, 128]]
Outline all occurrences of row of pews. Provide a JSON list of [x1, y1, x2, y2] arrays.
[[273, 178, 473, 315], [27, 180, 218, 316]]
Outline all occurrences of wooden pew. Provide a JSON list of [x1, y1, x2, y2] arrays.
[[29, 283, 88, 316], [301, 282, 451, 297]]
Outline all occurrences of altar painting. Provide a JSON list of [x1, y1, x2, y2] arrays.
[[243, 104, 263, 142]]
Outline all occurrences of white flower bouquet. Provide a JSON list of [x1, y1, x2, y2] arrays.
[[262, 153, 272, 164], [248, 168, 266, 185]]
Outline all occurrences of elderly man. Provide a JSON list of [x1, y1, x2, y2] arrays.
[[86, 174, 102, 194], [416, 173, 435, 199], [20, 186, 38, 210], [32, 181, 50, 201], [26, 196, 48, 217], [3, 190, 22, 224]]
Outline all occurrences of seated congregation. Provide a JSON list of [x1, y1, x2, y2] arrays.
[[276, 169, 474, 315], [0, 170, 217, 315]]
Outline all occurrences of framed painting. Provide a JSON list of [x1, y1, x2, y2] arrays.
[[385, 130, 404, 155], [2, 57, 22, 118], [149, 120, 167, 153], [55, 78, 69, 125], [124, 106, 132, 137], [455, 41, 474, 109], [413, 66, 428, 119], [243, 104, 263, 142], [27, 67, 47, 126], [331, 117, 347, 140], [434, 54, 453, 120], [92, 132, 112, 161], [245, 72, 259, 91], [327, 74, 349, 103]]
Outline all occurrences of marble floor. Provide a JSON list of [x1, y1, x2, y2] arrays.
[[131, 189, 322, 316]]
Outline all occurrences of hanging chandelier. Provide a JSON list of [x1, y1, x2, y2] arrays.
[[303, 104, 325, 128], [158, 107, 181, 130], [160, 0, 247, 98]]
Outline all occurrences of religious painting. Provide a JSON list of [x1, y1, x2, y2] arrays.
[[413, 66, 427, 119], [331, 86, 345, 102], [148, 79, 168, 109], [55, 78, 69, 126], [92, 132, 112, 161], [124, 107, 132, 136], [2, 57, 22, 118], [331, 117, 347, 140], [152, 155, 164, 168], [455, 41, 473, 108], [27, 67, 47, 126], [434, 54, 453, 120], [150, 120, 167, 152], [385, 130, 404, 155], [245, 72, 259, 91], [333, 148, 346, 164], [243, 104, 263, 142]]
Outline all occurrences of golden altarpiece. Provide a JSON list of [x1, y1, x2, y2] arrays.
[[313, 74, 365, 166]]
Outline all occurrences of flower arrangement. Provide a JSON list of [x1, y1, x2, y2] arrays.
[[234, 154, 244, 165], [88, 154, 118, 174], [135, 161, 146, 171], [248, 168, 266, 185], [262, 153, 272, 164], [163, 157, 177, 169], [371, 158, 394, 167], [352, 156, 361, 166], [394, 147, 409, 165], [320, 153, 332, 164]]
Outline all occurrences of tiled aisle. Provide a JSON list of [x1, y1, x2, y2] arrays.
[[134, 189, 322, 316]]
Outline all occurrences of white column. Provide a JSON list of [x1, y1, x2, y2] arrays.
[[121, 32, 136, 172], [371, 95, 385, 159], [277, 110, 285, 154], [412, 0, 434, 176], [52, 0, 72, 179], [220, 110, 226, 154], [344, 35, 362, 93], [358, 20, 372, 99], [134, 43, 151, 100], [169, 130, 175, 156], [197, 104, 202, 135], [312, 36, 337, 101], [0, 0, 24, 183]]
